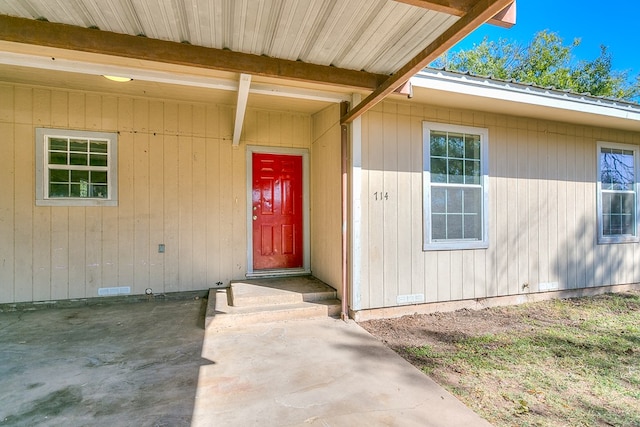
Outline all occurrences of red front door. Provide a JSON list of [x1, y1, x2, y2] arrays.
[[252, 153, 303, 270]]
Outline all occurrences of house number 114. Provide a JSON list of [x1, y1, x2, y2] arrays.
[[373, 192, 388, 201]]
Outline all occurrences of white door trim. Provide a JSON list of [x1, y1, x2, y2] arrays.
[[245, 145, 311, 277]]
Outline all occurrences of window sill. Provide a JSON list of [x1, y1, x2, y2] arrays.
[[423, 241, 489, 251], [36, 198, 118, 207], [597, 236, 639, 245]]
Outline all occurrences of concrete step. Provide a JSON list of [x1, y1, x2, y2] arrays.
[[229, 280, 337, 307], [205, 287, 341, 330]]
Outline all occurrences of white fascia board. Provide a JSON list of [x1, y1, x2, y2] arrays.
[[411, 70, 640, 122], [250, 83, 351, 103], [0, 51, 349, 103], [0, 51, 238, 91]]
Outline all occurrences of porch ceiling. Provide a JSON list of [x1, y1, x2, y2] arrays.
[[0, 0, 460, 76], [0, 63, 333, 114], [0, 0, 515, 121]]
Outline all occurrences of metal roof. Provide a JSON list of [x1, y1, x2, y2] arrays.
[[0, 0, 457, 75], [426, 67, 640, 108], [410, 68, 640, 131]]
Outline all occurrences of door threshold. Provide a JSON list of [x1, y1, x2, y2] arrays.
[[246, 268, 311, 279]]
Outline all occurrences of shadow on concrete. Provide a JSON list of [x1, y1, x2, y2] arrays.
[[0, 297, 212, 427]]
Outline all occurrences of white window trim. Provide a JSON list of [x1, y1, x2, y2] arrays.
[[596, 140, 639, 244], [423, 122, 489, 251], [35, 128, 118, 207]]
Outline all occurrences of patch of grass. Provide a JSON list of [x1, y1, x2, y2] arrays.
[[403, 292, 640, 427]]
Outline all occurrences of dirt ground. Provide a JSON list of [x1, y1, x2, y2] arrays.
[[360, 291, 640, 427], [360, 303, 540, 358], [359, 305, 532, 384]]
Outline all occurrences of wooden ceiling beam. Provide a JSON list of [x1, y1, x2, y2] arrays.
[[396, 0, 516, 27], [0, 14, 388, 90], [395, 0, 474, 16], [342, 0, 515, 124], [488, 1, 516, 28]]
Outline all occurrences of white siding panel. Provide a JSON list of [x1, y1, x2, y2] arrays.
[[410, 114, 425, 298], [310, 104, 342, 295], [485, 119, 499, 297], [494, 125, 509, 296], [397, 106, 412, 300], [360, 112, 371, 308], [192, 136, 208, 289], [14, 122, 35, 302], [556, 131, 569, 288], [450, 251, 463, 301], [0, 119, 15, 303], [526, 128, 540, 292], [148, 133, 165, 292], [133, 131, 150, 295], [436, 252, 450, 301], [101, 97, 118, 290], [367, 109, 385, 308], [516, 127, 529, 294], [0, 82, 312, 303], [424, 251, 438, 303], [67, 208, 86, 299], [205, 107, 221, 286], [506, 126, 519, 295], [382, 104, 398, 307], [230, 139, 246, 278], [217, 107, 233, 281], [163, 134, 180, 292], [117, 131, 135, 291], [33, 89, 52, 127], [462, 250, 474, 300], [356, 99, 640, 310]]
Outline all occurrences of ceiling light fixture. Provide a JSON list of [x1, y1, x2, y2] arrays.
[[103, 75, 132, 82]]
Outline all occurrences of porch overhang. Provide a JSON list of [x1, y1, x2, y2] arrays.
[[0, 0, 515, 130], [0, 14, 387, 91], [340, 0, 515, 124]]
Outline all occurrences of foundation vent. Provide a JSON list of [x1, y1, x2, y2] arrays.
[[538, 282, 559, 292], [397, 293, 425, 305], [98, 286, 131, 296]]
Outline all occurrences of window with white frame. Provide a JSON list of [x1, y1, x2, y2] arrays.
[[423, 122, 489, 250], [36, 128, 118, 206], [597, 141, 639, 243]]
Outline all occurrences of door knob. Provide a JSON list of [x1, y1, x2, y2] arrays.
[[253, 215, 257, 220]]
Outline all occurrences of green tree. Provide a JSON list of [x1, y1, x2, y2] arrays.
[[434, 30, 640, 102]]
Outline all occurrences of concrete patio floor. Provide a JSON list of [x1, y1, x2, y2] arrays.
[[0, 295, 492, 426], [0, 297, 207, 427]]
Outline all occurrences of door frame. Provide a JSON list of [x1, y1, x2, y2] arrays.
[[246, 145, 311, 277]]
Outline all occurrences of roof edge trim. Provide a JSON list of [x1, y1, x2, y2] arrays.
[[412, 69, 640, 121]]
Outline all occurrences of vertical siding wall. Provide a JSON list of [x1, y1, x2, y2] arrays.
[[310, 104, 342, 296], [358, 101, 640, 310], [0, 82, 311, 303]]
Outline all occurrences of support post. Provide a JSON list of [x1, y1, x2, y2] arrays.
[[340, 101, 350, 320]]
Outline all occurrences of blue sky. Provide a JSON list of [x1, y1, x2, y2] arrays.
[[454, 0, 640, 78]]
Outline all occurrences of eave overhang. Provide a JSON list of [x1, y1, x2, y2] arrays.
[[411, 69, 640, 132], [0, 0, 517, 129], [341, 0, 516, 124]]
